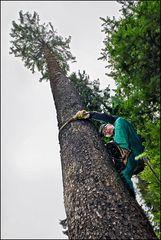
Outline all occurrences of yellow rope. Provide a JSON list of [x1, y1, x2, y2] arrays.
[[59, 117, 76, 133]]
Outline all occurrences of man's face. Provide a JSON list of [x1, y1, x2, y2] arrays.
[[102, 124, 114, 137]]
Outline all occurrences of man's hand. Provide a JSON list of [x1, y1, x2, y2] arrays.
[[73, 110, 90, 120]]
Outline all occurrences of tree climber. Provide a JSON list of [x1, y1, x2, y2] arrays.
[[73, 110, 145, 198]]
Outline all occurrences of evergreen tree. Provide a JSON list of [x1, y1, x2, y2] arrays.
[[10, 11, 157, 239], [99, 0, 160, 236], [69, 70, 112, 131], [69, 70, 112, 113], [99, 0, 160, 120]]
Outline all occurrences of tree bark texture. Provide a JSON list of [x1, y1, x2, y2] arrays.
[[44, 46, 157, 239]]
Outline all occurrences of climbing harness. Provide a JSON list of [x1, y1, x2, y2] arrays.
[[105, 141, 136, 198], [106, 143, 160, 185], [106, 141, 127, 173], [59, 114, 160, 186]]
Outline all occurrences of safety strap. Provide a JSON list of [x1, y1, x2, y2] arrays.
[[59, 117, 76, 133]]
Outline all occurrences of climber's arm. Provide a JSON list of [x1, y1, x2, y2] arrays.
[[89, 111, 118, 124], [73, 110, 118, 125]]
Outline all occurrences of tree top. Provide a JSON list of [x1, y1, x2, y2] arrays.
[[10, 11, 76, 81]]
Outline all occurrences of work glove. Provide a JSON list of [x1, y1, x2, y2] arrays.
[[73, 110, 90, 120]]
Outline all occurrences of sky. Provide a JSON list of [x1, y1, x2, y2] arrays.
[[1, 1, 122, 239]]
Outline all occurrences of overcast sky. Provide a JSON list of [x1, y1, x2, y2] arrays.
[[1, 1, 122, 239]]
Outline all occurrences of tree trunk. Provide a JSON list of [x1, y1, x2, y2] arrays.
[[44, 45, 157, 239]]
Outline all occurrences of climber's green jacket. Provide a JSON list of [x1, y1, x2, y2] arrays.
[[88, 111, 144, 195], [89, 111, 143, 155], [113, 117, 143, 155]]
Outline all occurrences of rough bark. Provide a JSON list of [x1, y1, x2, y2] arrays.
[[44, 45, 157, 239]]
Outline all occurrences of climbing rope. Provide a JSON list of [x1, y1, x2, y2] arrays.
[[135, 152, 161, 185], [59, 110, 90, 133], [59, 117, 77, 133], [145, 159, 161, 185]]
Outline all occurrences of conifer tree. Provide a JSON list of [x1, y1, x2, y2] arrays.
[[99, 1, 160, 236], [10, 11, 157, 239]]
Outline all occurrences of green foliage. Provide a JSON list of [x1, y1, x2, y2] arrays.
[[69, 70, 112, 130], [9, 11, 76, 81], [69, 71, 112, 113], [139, 119, 160, 206], [100, 0, 160, 118], [99, 0, 160, 235], [139, 118, 160, 238]]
